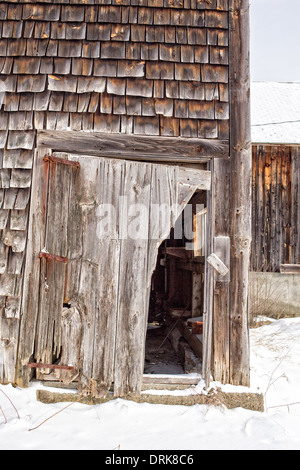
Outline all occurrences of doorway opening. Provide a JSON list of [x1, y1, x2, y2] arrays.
[[144, 191, 207, 376]]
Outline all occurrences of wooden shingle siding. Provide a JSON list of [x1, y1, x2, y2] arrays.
[[0, 0, 229, 302]]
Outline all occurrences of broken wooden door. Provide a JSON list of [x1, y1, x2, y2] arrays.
[[18, 149, 211, 397]]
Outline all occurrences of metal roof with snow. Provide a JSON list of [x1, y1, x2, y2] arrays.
[[251, 82, 300, 145]]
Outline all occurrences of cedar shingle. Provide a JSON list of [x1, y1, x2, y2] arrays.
[[98, 6, 122, 23], [63, 93, 79, 112], [65, 23, 87, 40], [160, 116, 179, 137], [175, 27, 187, 44], [153, 80, 164, 99], [94, 59, 117, 77], [4, 93, 20, 112], [126, 78, 153, 97], [19, 93, 34, 112], [23, 21, 35, 39], [101, 41, 126, 59], [77, 76, 106, 93], [180, 118, 197, 137], [7, 39, 26, 56], [117, 60, 145, 78], [138, 7, 154, 25], [10, 208, 28, 231], [46, 40, 58, 57], [7, 5, 22, 22], [126, 42, 141, 60], [54, 57, 71, 75], [194, 45, 209, 63], [146, 26, 164, 43], [175, 63, 200, 81], [10, 169, 32, 188], [134, 116, 159, 135], [14, 188, 30, 210], [86, 23, 111, 41], [7, 131, 35, 150], [201, 64, 228, 83], [71, 58, 93, 76], [142, 98, 155, 116], [141, 43, 158, 61], [146, 62, 173, 80], [26, 39, 48, 57], [2, 21, 23, 39], [94, 113, 120, 133], [204, 83, 219, 100], [3, 149, 33, 170], [0, 58, 13, 74], [23, 4, 61, 22], [188, 100, 214, 119], [58, 40, 82, 57], [113, 95, 126, 115], [107, 77, 126, 95], [174, 99, 188, 118], [17, 75, 46, 93], [165, 80, 179, 99], [154, 98, 173, 117], [131, 25, 145, 42], [170, 10, 191, 26], [0, 75, 17, 93], [126, 95, 142, 116], [198, 119, 218, 139], [33, 90, 51, 111], [153, 9, 170, 25], [120, 115, 133, 134], [13, 57, 41, 74], [0, 4, 7, 21], [82, 41, 101, 58], [181, 45, 194, 63], [77, 94, 91, 113], [111, 24, 130, 41], [34, 22, 51, 40], [159, 44, 180, 62], [205, 11, 228, 29], [51, 22, 66, 40], [40, 57, 54, 74], [48, 75, 77, 92], [217, 119, 229, 139], [187, 28, 206, 45], [210, 46, 229, 65], [61, 5, 85, 22], [215, 101, 229, 120]]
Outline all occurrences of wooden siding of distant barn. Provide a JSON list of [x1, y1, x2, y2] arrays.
[[251, 145, 300, 273]]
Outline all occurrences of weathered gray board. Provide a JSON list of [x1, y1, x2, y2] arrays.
[[16, 150, 210, 398]]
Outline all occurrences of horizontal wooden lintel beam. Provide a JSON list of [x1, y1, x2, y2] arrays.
[[37, 130, 229, 163]]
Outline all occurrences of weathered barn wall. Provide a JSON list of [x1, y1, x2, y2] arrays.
[[0, 0, 231, 386], [251, 145, 300, 273]]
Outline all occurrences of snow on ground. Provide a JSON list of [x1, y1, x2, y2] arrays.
[[0, 318, 300, 450]]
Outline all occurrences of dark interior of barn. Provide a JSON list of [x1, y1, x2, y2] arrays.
[[144, 191, 206, 376]]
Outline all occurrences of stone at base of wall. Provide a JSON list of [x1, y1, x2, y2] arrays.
[[250, 271, 300, 318]]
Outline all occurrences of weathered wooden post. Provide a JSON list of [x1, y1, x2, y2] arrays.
[[206, 0, 252, 387]]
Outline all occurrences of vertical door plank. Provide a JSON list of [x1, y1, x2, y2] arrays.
[[113, 160, 152, 397], [16, 148, 51, 387]]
